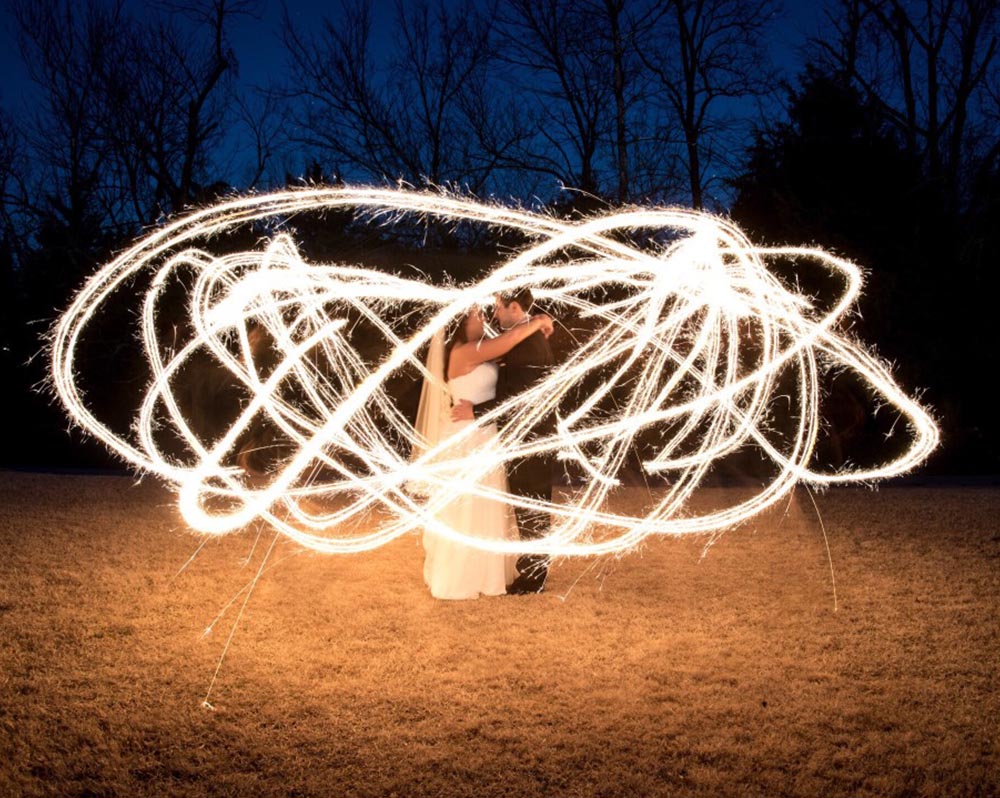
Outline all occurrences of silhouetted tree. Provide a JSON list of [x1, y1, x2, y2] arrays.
[[635, 0, 780, 208], [493, 0, 633, 198], [235, 90, 288, 190], [0, 106, 25, 259], [813, 0, 1000, 214], [3, 0, 269, 467], [11, 0, 130, 235], [732, 68, 926, 262], [732, 67, 941, 354], [102, 0, 261, 222], [283, 0, 522, 194], [12, 0, 263, 233], [732, 66, 996, 470]]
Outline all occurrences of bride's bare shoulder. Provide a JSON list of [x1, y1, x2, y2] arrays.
[[448, 343, 495, 380], [447, 342, 476, 379]]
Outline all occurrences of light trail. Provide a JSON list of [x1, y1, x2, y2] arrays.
[[50, 187, 939, 555]]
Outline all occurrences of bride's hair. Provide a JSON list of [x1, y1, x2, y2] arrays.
[[443, 310, 473, 377]]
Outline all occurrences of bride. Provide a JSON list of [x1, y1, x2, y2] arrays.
[[413, 304, 554, 600]]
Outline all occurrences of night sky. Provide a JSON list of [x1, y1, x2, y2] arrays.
[[0, 0, 828, 182], [1, 1, 828, 97]]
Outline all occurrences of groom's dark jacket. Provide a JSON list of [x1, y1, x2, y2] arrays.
[[474, 328, 555, 493], [474, 328, 554, 431]]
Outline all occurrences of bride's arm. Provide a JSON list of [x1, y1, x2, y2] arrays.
[[451, 315, 553, 373]]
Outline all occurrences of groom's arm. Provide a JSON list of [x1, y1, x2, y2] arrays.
[[452, 330, 555, 421], [454, 334, 554, 422]]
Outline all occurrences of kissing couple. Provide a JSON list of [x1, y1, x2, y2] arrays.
[[413, 287, 557, 600]]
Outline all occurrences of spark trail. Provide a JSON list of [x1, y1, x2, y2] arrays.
[[50, 187, 939, 556]]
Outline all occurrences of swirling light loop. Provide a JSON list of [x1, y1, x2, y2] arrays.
[[51, 187, 939, 555]]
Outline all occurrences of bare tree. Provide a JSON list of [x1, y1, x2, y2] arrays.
[[10, 0, 131, 233], [493, 0, 614, 197], [635, 0, 780, 209], [594, 0, 682, 203], [605, 0, 633, 201], [0, 109, 14, 202], [283, 0, 520, 194], [552, 0, 671, 203], [813, 0, 1000, 211], [11, 0, 258, 234], [0, 107, 26, 253], [234, 90, 288, 190], [452, 60, 544, 198], [285, 0, 670, 204], [103, 0, 260, 222]]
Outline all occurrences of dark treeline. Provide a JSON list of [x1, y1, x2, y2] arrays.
[[1, 0, 998, 472]]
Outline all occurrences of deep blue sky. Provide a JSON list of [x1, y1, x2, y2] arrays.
[[229, 0, 829, 92], [0, 0, 828, 184], [1, 0, 828, 102]]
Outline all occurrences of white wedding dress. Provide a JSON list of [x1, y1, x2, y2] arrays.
[[422, 361, 518, 599]]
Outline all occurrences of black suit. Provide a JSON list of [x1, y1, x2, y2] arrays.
[[474, 328, 555, 589]]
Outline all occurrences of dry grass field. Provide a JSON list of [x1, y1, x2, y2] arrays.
[[0, 470, 997, 798]]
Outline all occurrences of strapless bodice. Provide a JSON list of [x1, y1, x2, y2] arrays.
[[448, 361, 498, 405]]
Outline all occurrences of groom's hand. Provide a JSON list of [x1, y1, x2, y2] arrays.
[[534, 314, 554, 338], [451, 399, 474, 421]]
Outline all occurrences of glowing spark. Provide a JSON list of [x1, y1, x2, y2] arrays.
[[50, 187, 939, 556]]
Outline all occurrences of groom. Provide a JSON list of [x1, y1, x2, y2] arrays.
[[451, 288, 555, 594]]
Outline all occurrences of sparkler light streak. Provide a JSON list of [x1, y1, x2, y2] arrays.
[[51, 187, 939, 557]]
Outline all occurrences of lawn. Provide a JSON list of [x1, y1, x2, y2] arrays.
[[0, 471, 997, 797]]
